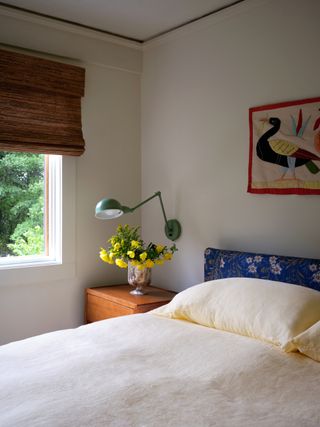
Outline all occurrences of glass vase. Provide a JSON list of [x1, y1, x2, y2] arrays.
[[128, 262, 151, 295]]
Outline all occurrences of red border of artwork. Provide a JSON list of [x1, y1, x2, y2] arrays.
[[248, 96, 320, 195]]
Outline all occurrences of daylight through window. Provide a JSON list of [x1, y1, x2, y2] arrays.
[[0, 152, 61, 267]]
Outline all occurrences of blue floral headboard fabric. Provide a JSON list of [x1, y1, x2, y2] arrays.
[[204, 248, 320, 292]]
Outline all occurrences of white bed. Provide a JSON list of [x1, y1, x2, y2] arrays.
[[0, 248, 319, 426], [1, 312, 319, 427]]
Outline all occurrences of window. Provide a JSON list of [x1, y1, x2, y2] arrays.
[[0, 49, 83, 280], [0, 153, 61, 268]]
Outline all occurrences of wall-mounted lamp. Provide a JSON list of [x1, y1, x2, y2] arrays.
[[95, 191, 181, 241]]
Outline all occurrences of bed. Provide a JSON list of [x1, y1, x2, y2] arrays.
[[1, 248, 320, 427]]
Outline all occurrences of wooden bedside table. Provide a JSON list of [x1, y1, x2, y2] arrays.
[[85, 284, 176, 323]]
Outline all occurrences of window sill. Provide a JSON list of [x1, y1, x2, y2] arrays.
[[0, 257, 62, 270]]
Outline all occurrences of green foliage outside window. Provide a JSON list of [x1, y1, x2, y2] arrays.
[[0, 152, 45, 257]]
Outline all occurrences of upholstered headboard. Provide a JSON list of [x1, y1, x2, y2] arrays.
[[204, 248, 320, 292]]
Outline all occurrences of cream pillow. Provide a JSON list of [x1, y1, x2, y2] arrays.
[[152, 278, 320, 350], [290, 321, 320, 362]]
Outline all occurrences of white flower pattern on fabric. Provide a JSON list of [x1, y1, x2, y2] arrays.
[[254, 255, 263, 263], [246, 257, 253, 264], [220, 258, 225, 268], [248, 264, 257, 273], [309, 264, 318, 272], [269, 256, 277, 265], [312, 272, 320, 283], [271, 263, 282, 275]]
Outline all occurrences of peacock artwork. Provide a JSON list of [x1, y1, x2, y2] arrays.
[[248, 96, 320, 194]]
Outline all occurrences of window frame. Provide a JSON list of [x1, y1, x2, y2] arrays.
[[0, 156, 76, 288], [0, 154, 76, 292], [0, 155, 62, 270]]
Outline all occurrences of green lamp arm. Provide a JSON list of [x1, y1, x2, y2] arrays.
[[129, 191, 181, 241], [130, 192, 167, 225]]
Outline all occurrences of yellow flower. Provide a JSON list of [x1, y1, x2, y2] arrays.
[[137, 263, 146, 270], [155, 259, 164, 265], [115, 258, 128, 269], [164, 253, 173, 261], [145, 259, 155, 268], [156, 245, 165, 254], [113, 242, 121, 251], [131, 240, 140, 249], [140, 252, 147, 261], [127, 250, 135, 259], [130, 260, 140, 266], [99, 250, 114, 264], [100, 253, 109, 262]]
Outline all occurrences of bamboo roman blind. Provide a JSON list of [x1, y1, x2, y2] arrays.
[[0, 49, 85, 156]]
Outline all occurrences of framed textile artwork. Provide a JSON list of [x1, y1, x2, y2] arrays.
[[248, 96, 320, 194]]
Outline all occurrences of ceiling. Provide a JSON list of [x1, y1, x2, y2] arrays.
[[0, 0, 242, 42]]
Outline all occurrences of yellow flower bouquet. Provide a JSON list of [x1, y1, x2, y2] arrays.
[[99, 225, 177, 295], [99, 224, 177, 270]]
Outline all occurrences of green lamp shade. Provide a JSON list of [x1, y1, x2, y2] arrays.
[[95, 198, 124, 219]]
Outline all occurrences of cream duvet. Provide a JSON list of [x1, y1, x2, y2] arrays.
[[0, 313, 319, 427]]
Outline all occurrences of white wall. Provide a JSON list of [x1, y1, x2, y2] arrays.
[[141, 0, 320, 292], [0, 7, 142, 344]]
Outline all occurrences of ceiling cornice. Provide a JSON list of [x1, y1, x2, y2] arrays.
[[143, 0, 270, 49], [0, 3, 142, 50], [0, 0, 271, 51], [0, 1, 248, 44]]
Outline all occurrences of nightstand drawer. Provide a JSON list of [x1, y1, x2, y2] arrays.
[[86, 294, 134, 322]]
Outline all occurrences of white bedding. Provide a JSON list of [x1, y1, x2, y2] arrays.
[[0, 313, 319, 427]]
